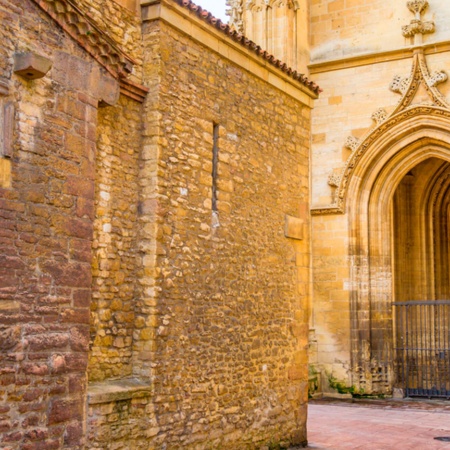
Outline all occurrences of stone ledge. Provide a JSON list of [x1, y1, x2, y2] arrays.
[[88, 378, 152, 405], [309, 41, 450, 74]]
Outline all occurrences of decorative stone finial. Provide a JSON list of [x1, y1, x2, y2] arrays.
[[328, 173, 341, 188], [407, 0, 428, 17], [402, 0, 434, 41], [226, 0, 243, 33]]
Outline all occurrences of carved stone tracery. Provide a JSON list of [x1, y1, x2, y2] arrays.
[[315, 1, 450, 216], [371, 108, 388, 125], [402, 0, 435, 40], [226, 0, 244, 33], [345, 136, 360, 152], [389, 75, 410, 95]]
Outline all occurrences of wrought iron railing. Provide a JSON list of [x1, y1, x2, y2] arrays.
[[393, 300, 450, 399]]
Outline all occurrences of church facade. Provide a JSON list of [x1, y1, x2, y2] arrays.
[[1, 0, 450, 449]]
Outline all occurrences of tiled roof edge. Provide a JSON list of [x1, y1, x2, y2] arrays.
[[173, 0, 321, 95], [30, 0, 149, 102]]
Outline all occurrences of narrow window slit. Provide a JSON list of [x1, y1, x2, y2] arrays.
[[211, 123, 220, 227]]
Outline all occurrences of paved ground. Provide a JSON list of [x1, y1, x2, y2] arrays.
[[307, 398, 450, 449]]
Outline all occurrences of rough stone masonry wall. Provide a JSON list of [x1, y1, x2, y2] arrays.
[[88, 95, 142, 382], [0, 0, 116, 448], [141, 19, 311, 450]]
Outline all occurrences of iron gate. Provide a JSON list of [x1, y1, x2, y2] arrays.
[[394, 300, 450, 398]]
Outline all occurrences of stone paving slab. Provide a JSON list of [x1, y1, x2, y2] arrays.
[[307, 399, 450, 449]]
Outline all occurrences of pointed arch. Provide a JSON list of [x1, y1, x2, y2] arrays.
[[344, 106, 450, 393]]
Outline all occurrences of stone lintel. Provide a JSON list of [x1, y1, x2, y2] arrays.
[[285, 215, 304, 240], [14, 52, 53, 80], [309, 41, 450, 75], [88, 378, 152, 404]]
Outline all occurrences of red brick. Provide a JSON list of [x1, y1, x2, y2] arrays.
[[27, 334, 69, 352], [22, 440, 61, 450], [23, 389, 43, 402], [64, 422, 83, 446], [61, 309, 89, 324], [48, 399, 82, 425], [0, 199, 26, 212], [63, 176, 94, 199], [68, 374, 86, 395], [21, 364, 49, 376], [68, 325, 89, 351], [2, 431, 22, 442], [41, 260, 91, 288], [21, 415, 40, 428], [75, 196, 94, 221], [24, 428, 48, 441], [73, 289, 91, 308], [0, 256, 26, 270]]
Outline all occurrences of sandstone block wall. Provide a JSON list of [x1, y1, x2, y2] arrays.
[[310, 0, 450, 62]]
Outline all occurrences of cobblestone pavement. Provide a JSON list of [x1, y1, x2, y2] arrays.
[[307, 398, 450, 449]]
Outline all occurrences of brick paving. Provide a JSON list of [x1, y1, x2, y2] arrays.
[[307, 398, 450, 449]]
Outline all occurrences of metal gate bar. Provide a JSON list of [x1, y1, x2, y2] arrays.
[[394, 301, 450, 398]]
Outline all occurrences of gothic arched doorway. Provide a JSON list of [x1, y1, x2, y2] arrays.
[[342, 110, 450, 395]]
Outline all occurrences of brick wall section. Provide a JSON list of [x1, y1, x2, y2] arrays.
[[89, 95, 142, 382], [0, 1, 117, 448], [137, 19, 310, 449]]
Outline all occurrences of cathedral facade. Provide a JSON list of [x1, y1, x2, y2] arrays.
[[1, 0, 450, 449]]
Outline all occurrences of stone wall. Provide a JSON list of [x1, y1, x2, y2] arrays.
[[86, 1, 314, 447], [139, 13, 311, 448], [1, 0, 316, 448], [0, 0, 120, 447], [89, 95, 143, 382]]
